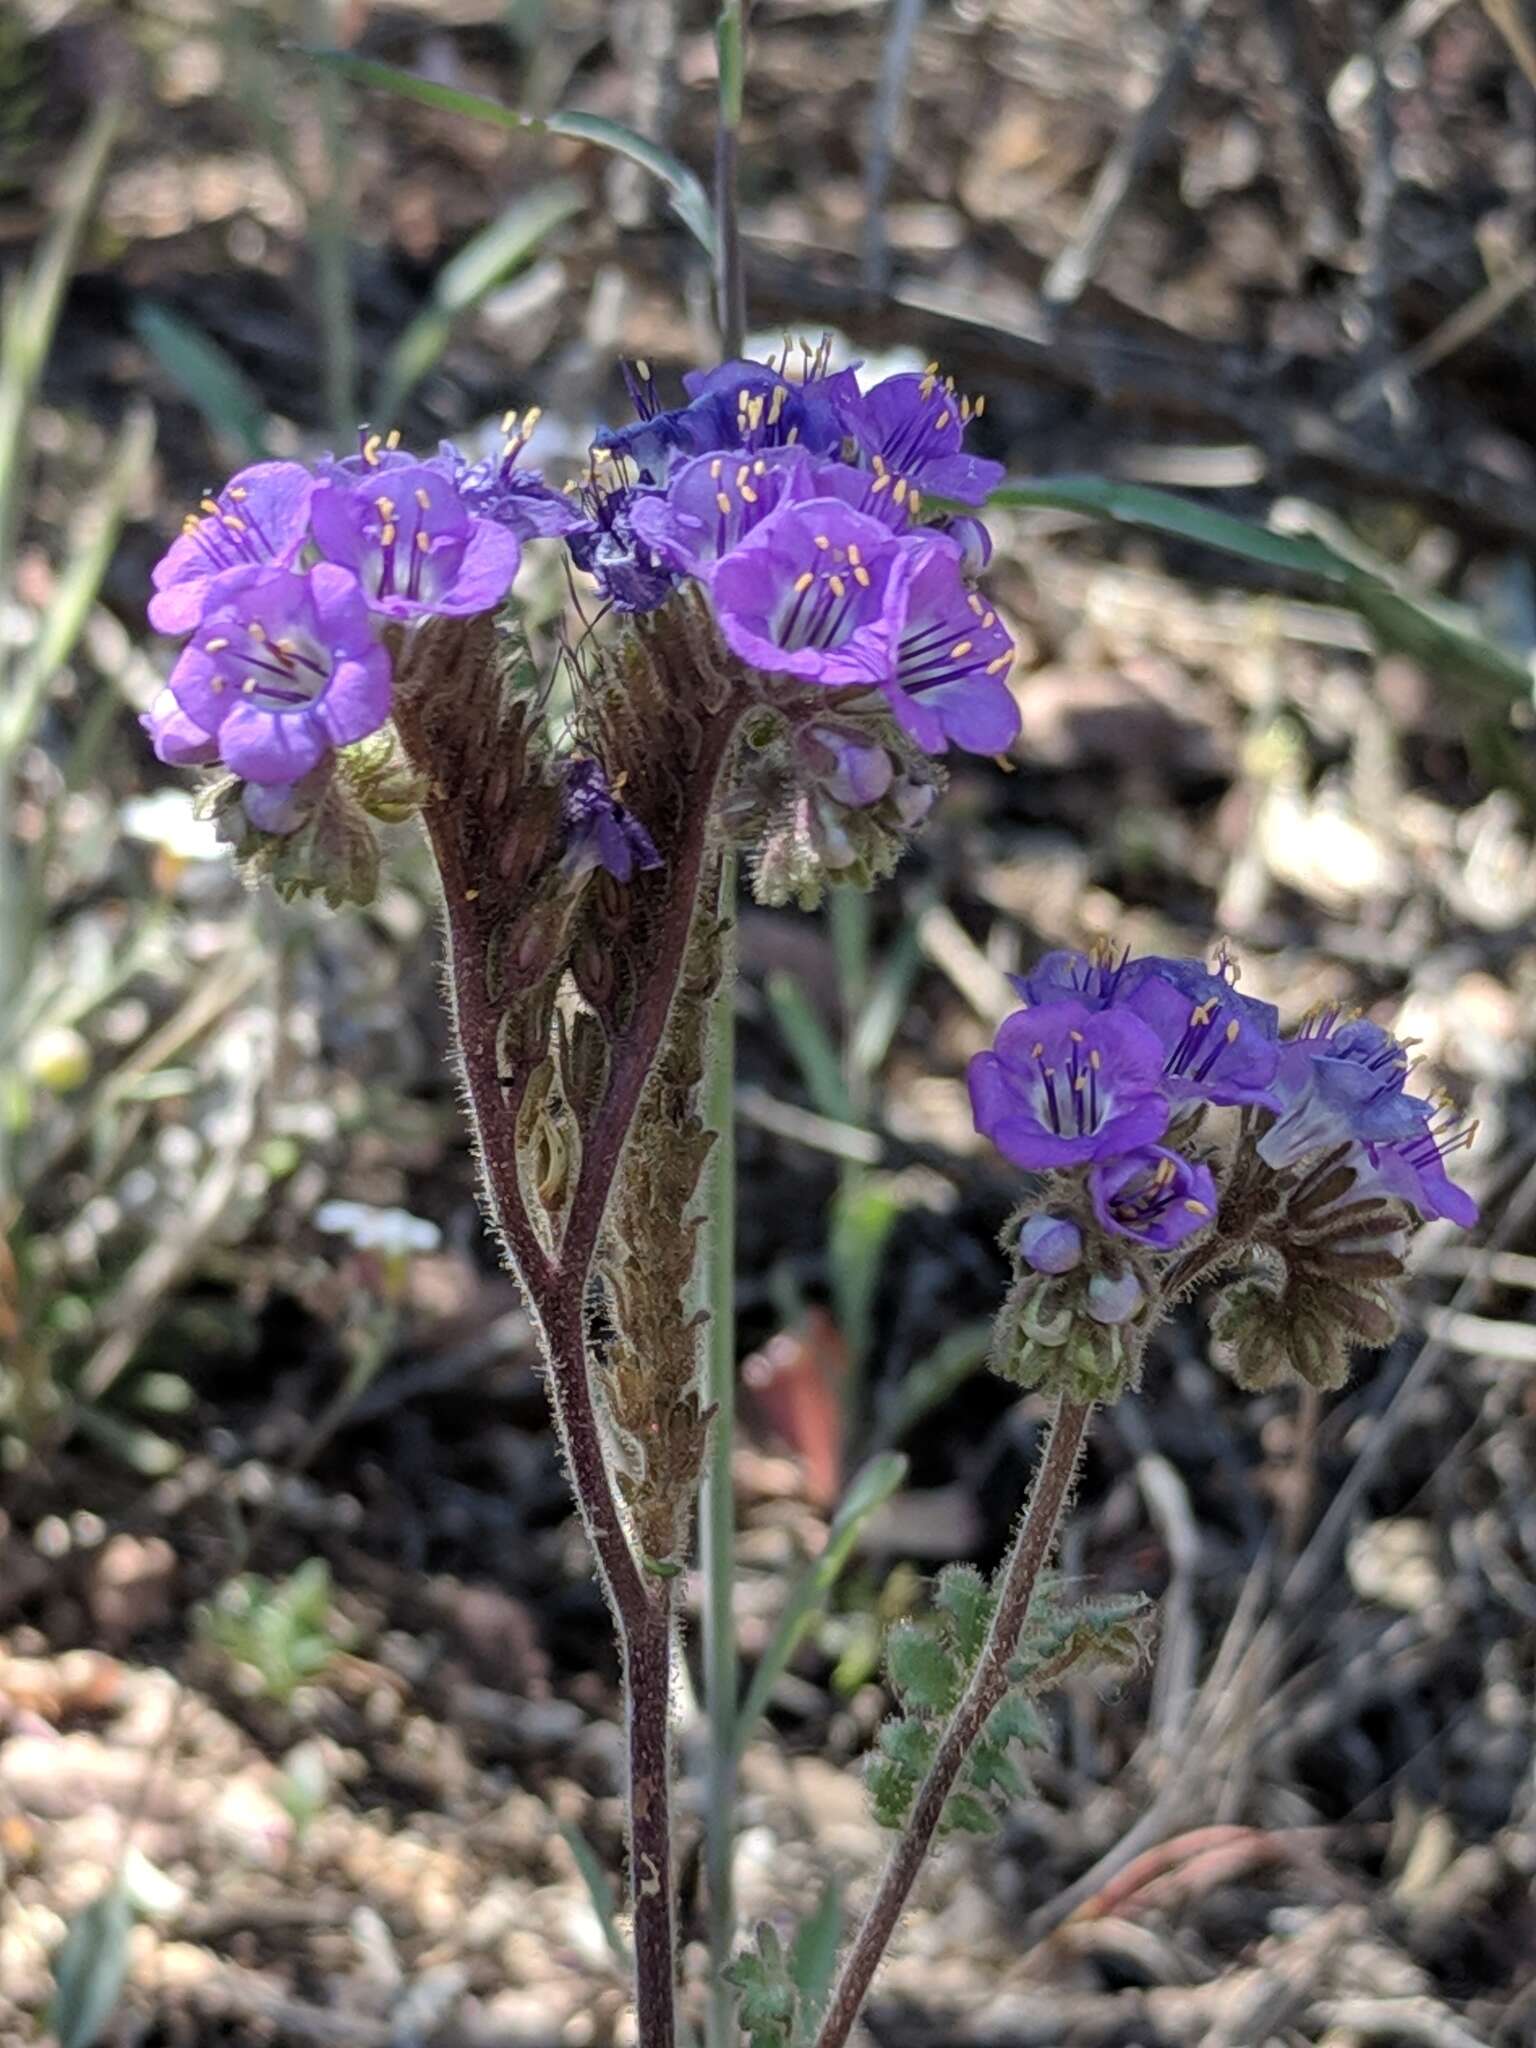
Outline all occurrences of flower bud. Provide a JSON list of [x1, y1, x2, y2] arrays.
[[24, 1024, 91, 1095], [1018, 1213, 1083, 1275], [1086, 1268, 1144, 1326]]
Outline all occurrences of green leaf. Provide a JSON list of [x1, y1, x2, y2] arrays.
[[557, 1820, 630, 1969], [877, 1714, 937, 1776], [374, 179, 584, 421], [789, 1878, 843, 2040], [828, 1174, 902, 1378], [965, 1733, 1024, 1799], [991, 475, 1531, 710], [873, 1319, 992, 1451], [935, 1563, 994, 1665], [49, 1882, 134, 2048], [734, 1450, 907, 1757], [942, 1790, 998, 1836], [131, 300, 269, 463], [302, 50, 716, 256], [724, 1923, 798, 2047], [987, 1692, 1049, 1750], [865, 1755, 917, 1830], [885, 1621, 961, 1714], [765, 970, 852, 1123]]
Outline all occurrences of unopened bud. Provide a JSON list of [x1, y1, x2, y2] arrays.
[[1086, 1268, 1144, 1326], [1019, 1213, 1083, 1275]]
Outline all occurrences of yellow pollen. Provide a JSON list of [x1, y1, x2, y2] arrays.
[[974, 394, 986, 416], [241, 676, 257, 694], [205, 636, 229, 652], [740, 484, 758, 503], [1073, 1073, 1088, 1090], [950, 639, 973, 659], [363, 434, 383, 465], [415, 531, 430, 551], [384, 428, 402, 449], [828, 573, 846, 596], [710, 458, 724, 478], [753, 458, 766, 474], [716, 491, 732, 515], [228, 486, 247, 500], [847, 543, 862, 565], [870, 473, 890, 493], [737, 464, 750, 486], [985, 654, 1011, 673], [502, 408, 518, 433], [936, 411, 951, 430], [248, 621, 266, 640], [854, 565, 871, 585], [893, 479, 908, 504], [414, 488, 431, 509], [221, 515, 246, 532], [982, 610, 995, 627], [793, 570, 815, 593], [910, 488, 922, 515], [275, 638, 296, 655], [1226, 1019, 1241, 1042], [199, 497, 220, 515], [814, 533, 830, 549], [1184, 1199, 1212, 1216], [872, 453, 888, 473], [375, 496, 395, 518], [968, 592, 984, 614], [524, 406, 541, 430], [1069, 1028, 1084, 1043], [635, 358, 651, 382], [381, 522, 397, 546], [785, 426, 799, 444], [768, 384, 788, 423]]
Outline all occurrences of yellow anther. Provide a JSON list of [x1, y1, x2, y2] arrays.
[[415, 531, 430, 551], [853, 565, 871, 585], [737, 464, 750, 486], [785, 426, 800, 444], [870, 472, 890, 493], [248, 621, 266, 640], [950, 639, 973, 659], [982, 610, 996, 627], [502, 408, 518, 434], [893, 479, 908, 504], [241, 676, 257, 694], [375, 496, 395, 517], [381, 522, 397, 546], [635, 358, 650, 381], [385, 428, 402, 448], [974, 394, 986, 416], [523, 405, 542, 431], [910, 488, 922, 515], [936, 411, 951, 431], [710, 457, 724, 478], [414, 487, 431, 510], [1184, 1199, 1212, 1216], [1069, 1028, 1085, 1043], [1226, 1019, 1241, 1042], [768, 383, 788, 424], [793, 570, 815, 593], [200, 497, 221, 515], [228, 485, 248, 500], [754, 457, 766, 474], [828, 573, 846, 596], [847, 543, 862, 565], [740, 484, 758, 503], [205, 636, 229, 652], [716, 491, 733, 515], [814, 532, 830, 549], [985, 654, 1011, 673], [363, 433, 383, 465]]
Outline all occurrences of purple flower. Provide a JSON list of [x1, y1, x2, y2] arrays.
[[310, 462, 521, 621], [163, 564, 392, 785], [566, 476, 678, 613], [561, 758, 663, 883], [835, 370, 1004, 505], [629, 447, 816, 576], [886, 539, 1018, 756], [1018, 1213, 1084, 1274], [142, 686, 219, 767], [709, 498, 912, 689], [437, 409, 579, 541], [968, 1000, 1170, 1170], [1014, 948, 1280, 1111], [798, 725, 895, 807], [1089, 1146, 1218, 1248], [596, 355, 859, 483], [148, 462, 315, 636], [1256, 1010, 1478, 1226]]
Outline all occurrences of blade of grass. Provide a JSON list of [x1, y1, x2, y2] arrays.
[[733, 1450, 908, 1758], [130, 304, 268, 464], [992, 475, 1532, 706], [557, 1820, 632, 1971], [302, 3, 358, 440], [766, 971, 854, 1125], [871, 1320, 993, 1453], [302, 50, 717, 258], [714, 1, 746, 354], [828, 1176, 902, 1382], [374, 179, 583, 422]]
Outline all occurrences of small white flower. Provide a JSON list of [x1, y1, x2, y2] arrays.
[[315, 1200, 441, 1257]]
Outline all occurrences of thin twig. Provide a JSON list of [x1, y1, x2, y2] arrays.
[[862, 0, 924, 296]]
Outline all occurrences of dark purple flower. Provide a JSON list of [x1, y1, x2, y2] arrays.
[[1256, 1009, 1478, 1225], [1089, 1145, 1218, 1248], [886, 539, 1018, 756], [163, 564, 392, 786], [561, 758, 663, 883], [798, 725, 895, 807], [310, 463, 521, 621], [1018, 1212, 1084, 1274], [968, 1000, 1170, 1170], [595, 355, 860, 483], [149, 462, 315, 636], [437, 409, 579, 541], [835, 369, 1004, 505], [709, 498, 912, 689], [1013, 947, 1280, 1111], [566, 475, 678, 613]]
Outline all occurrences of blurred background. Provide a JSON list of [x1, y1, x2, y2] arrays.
[[4, 2, 1536, 2042]]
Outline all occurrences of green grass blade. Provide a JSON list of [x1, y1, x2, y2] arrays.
[[765, 970, 853, 1124], [992, 475, 1531, 707], [3, 405, 157, 755], [130, 302, 269, 463], [557, 1820, 631, 1970], [828, 1175, 902, 1377], [872, 1320, 993, 1452], [789, 1877, 843, 2038], [374, 179, 583, 422], [302, 50, 717, 256], [734, 1450, 908, 1757]]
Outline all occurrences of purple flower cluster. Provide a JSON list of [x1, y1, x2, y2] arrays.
[[970, 946, 1478, 1264], [571, 347, 1019, 780], [144, 418, 566, 831]]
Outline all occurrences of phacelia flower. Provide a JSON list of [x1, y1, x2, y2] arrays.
[[1089, 1145, 1218, 1249], [561, 758, 663, 883], [149, 461, 316, 636], [566, 471, 678, 613], [1257, 1010, 1478, 1225], [437, 409, 579, 540], [162, 563, 392, 786], [834, 369, 1004, 505], [709, 498, 911, 690], [310, 462, 521, 621], [887, 540, 1018, 755], [968, 1000, 1170, 1170], [1014, 946, 1280, 1111], [142, 686, 219, 768], [595, 353, 859, 482]]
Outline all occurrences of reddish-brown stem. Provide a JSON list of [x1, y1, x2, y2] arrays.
[[407, 691, 741, 2048], [814, 1396, 1095, 2048]]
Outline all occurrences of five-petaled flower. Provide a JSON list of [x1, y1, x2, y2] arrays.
[[148, 461, 315, 636], [1089, 1146, 1218, 1248], [967, 1001, 1170, 1169], [310, 461, 522, 620]]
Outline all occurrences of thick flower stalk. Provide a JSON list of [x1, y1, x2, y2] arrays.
[[140, 350, 1020, 2047]]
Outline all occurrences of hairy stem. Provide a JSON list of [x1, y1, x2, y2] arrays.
[[702, 849, 739, 2048], [814, 1395, 1095, 2048]]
